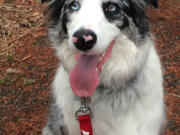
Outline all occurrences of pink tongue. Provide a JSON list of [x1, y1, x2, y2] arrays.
[[70, 55, 99, 97]]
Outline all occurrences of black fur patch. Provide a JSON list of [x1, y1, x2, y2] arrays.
[[48, 0, 66, 21], [102, 0, 155, 38], [47, 0, 69, 34], [62, 3, 69, 34], [102, 1, 130, 29], [145, 0, 158, 8], [41, 0, 50, 3], [123, 0, 150, 37]]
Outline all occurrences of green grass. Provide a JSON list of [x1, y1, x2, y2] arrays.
[[6, 55, 13, 61], [0, 79, 5, 86], [23, 79, 36, 85]]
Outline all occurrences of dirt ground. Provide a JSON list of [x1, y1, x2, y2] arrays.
[[0, 0, 179, 135]]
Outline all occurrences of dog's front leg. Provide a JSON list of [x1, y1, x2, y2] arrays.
[[43, 66, 82, 135], [134, 104, 165, 135], [42, 103, 68, 135]]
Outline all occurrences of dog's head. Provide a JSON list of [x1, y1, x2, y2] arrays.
[[43, 0, 158, 97]]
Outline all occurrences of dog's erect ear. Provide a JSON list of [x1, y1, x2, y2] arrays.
[[43, 0, 66, 23], [49, 0, 66, 19], [145, 0, 158, 8]]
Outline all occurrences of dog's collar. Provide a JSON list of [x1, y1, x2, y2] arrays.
[[76, 98, 93, 135]]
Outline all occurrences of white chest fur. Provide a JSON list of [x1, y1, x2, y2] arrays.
[[52, 53, 164, 135]]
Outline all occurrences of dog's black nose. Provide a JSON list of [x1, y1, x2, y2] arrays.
[[72, 29, 97, 52]]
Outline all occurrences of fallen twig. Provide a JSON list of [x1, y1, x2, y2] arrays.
[[21, 55, 32, 62], [168, 93, 180, 98]]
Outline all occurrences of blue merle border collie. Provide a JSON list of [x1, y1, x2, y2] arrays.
[[41, 0, 166, 135]]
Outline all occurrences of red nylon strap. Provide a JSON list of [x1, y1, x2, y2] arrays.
[[78, 114, 93, 135]]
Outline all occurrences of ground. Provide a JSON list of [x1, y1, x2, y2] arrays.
[[0, 0, 179, 135]]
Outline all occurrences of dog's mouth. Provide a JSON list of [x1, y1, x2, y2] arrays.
[[69, 40, 116, 97]]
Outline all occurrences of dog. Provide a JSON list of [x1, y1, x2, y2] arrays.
[[41, 0, 166, 135]]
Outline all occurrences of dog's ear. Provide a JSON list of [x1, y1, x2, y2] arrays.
[[49, 0, 66, 20], [145, 0, 158, 8]]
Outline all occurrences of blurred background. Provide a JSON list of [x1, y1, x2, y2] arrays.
[[0, 0, 179, 135]]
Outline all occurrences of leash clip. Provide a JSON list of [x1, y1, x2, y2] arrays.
[[75, 98, 93, 120]]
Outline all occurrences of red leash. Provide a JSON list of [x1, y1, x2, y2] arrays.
[[76, 98, 93, 135], [78, 114, 93, 135]]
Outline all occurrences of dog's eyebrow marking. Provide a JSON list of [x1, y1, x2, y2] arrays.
[[103, 0, 130, 7], [103, 0, 150, 39], [102, 0, 130, 30]]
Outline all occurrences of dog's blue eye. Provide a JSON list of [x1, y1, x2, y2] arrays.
[[69, 1, 80, 11]]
